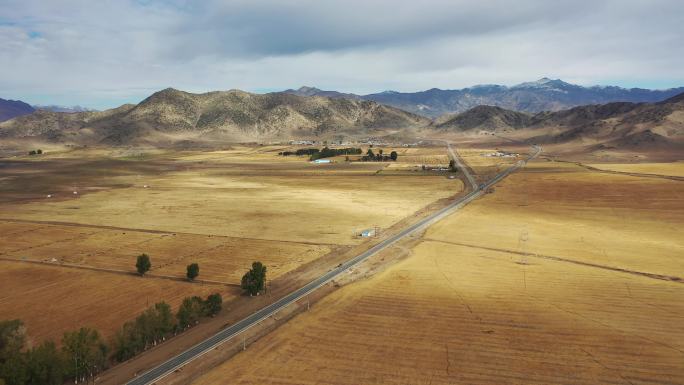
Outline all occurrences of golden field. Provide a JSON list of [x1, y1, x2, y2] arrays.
[[190, 157, 684, 385], [0, 145, 461, 344]]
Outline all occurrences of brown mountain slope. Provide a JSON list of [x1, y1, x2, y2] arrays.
[[0, 88, 428, 145], [429, 92, 683, 152], [432, 105, 532, 132]]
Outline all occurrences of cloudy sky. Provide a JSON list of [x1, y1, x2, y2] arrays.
[[1, 0, 683, 109]]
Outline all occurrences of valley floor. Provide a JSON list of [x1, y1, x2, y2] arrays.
[[185, 157, 684, 385]]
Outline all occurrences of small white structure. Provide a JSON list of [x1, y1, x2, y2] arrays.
[[143, 185, 149, 188], [312, 159, 332, 164], [73, 191, 78, 195], [46, 194, 52, 198], [360, 228, 376, 237]]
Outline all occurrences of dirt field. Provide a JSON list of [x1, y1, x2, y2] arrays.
[[0, 261, 234, 344], [587, 161, 684, 177], [0, 147, 460, 245], [190, 158, 684, 385], [0, 145, 461, 345]]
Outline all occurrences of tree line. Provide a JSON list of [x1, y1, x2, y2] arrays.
[[278, 148, 320, 156], [0, 292, 222, 385], [0, 256, 268, 385], [361, 149, 398, 162], [278, 147, 363, 160]]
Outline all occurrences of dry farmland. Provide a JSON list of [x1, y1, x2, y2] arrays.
[[190, 159, 684, 385], [0, 145, 461, 344]]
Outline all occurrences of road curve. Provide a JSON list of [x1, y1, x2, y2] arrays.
[[126, 144, 542, 385]]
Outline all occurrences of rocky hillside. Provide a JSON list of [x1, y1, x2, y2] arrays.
[[0, 88, 428, 145], [0, 98, 34, 122], [431, 91, 684, 150], [283, 78, 684, 118], [432, 106, 531, 132]]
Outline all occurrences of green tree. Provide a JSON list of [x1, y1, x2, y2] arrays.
[[176, 297, 204, 329], [0, 320, 26, 362], [448, 159, 458, 172], [36, 149, 42, 155], [0, 319, 28, 385], [390, 151, 398, 161], [204, 294, 222, 316], [366, 148, 375, 158], [111, 321, 140, 362], [0, 355, 27, 385], [26, 341, 64, 385], [111, 301, 174, 362], [241, 262, 267, 296], [61, 328, 107, 383], [135, 253, 151, 276], [186, 263, 199, 281]]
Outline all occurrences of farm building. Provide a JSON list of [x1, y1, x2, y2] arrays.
[[312, 159, 332, 164], [360, 228, 376, 237]]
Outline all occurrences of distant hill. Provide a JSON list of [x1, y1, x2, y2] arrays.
[[282, 78, 684, 118], [0, 88, 428, 145], [431, 91, 684, 151], [433, 106, 531, 132], [33, 105, 97, 113], [0, 98, 35, 122]]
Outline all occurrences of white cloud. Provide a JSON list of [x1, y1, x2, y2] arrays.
[[0, 0, 682, 108]]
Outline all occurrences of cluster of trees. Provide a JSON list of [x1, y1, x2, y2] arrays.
[[278, 148, 320, 156], [361, 149, 398, 162], [176, 294, 222, 329], [309, 147, 362, 160], [241, 262, 267, 295], [113, 294, 221, 362], [27, 149, 42, 156], [278, 147, 363, 160], [0, 293, 224, 385], [0, 320, 107, 385]]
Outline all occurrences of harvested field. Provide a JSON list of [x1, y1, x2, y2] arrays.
[[587, 161, 684, 177], [0, 261, 236, 344], [0, 148, 459, 245], [0, 145, 461, 345], [0, 221, 333, 283], [190, 159, 684, 385]]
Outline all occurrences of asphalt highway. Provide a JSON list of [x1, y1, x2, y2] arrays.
[[126, 144, 541, 385]]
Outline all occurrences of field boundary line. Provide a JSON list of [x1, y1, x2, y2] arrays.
[[547, 159, 684, 182], [422, 238, 683, 283], [0, 218, 339, 246], [0, 256, 239, 287]]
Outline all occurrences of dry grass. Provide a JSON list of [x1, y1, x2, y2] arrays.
[[0, 261, 235, 344], [0, 147, 459, 245], [0, 145, 461, 345], [0, 222, 332, 283], [191, 159, 684, 385], [587, 161, 684, 177]]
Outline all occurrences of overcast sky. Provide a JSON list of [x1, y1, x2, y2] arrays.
[[1, 0, 683, 109]]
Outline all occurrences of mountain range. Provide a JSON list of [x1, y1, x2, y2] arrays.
[[0, 98, 35, 122], [1, 85, 682, 153], [284, 78, 684, 118], [0, 88, 426, 146], [0, 99, 98, 123], [433, 92, 684, 151]]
